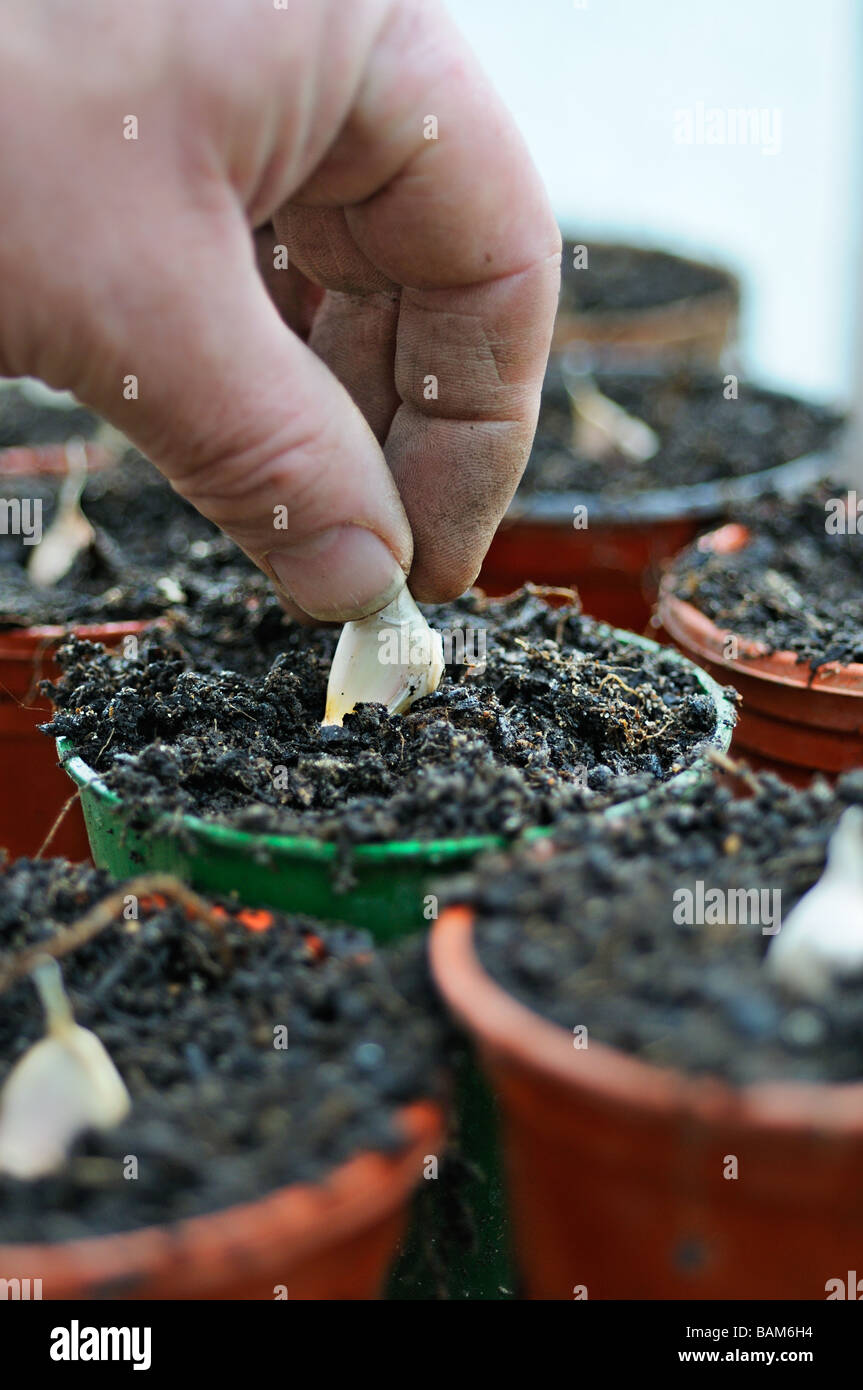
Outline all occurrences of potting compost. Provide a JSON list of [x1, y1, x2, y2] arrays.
[[519, 369, 843, 499], [42, 587, 729, 847], [0, 858, 448, 1242], [667, 489, 863, 669], [456, 769, 863, 1084]]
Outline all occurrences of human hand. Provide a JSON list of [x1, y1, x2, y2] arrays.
[[0, 0, 560, 620]]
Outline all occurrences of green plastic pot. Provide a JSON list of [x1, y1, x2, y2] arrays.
[[56, 630, 735, 939], [56, 632, 734, 1301]]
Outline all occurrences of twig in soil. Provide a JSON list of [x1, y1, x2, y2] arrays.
[[0, 874, 231, 997], [706, 748, 763, 796], [35, 789, 82, 860]]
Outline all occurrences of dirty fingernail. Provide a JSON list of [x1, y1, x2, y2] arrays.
[[266, 526, 406, 622]]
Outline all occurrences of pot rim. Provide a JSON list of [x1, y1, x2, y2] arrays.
[[0, 441, 114, 477], [557, 238, 741, 314], [54, 625, 737, 867], [430, 907, 863, 1138], [506, 448, 841, 527], [657, 523, 863, 695], [0, 1098, 442, 1293], [0, 619, 152, 652]]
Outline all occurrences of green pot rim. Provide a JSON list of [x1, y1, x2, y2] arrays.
[[57, 626, 736, 867]]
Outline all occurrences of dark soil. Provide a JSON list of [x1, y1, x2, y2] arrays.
[[42, 587, 732, 848], [458, 768, 863, 1085], [0, 384, 101, 450], [667, 490, 863, 669], [519, 367, 843, 499], [0, 858, 448, 1243], [0, 453, 255, 629], [560, 241, 734, 316]]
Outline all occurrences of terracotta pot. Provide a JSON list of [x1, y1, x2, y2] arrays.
[[554, 241, 740, 365], [0, 447, 146, 860], [480, 362, 840, 633], [0, 620, 150, 861], [0, 1100, 442, 1300], [0, 441, 113, 475], [480, 512, 699, 631], [430, 907, 863, 1300], [655, 523, 863, 782]]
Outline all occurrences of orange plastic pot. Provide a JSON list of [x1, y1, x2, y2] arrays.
[[553, 242, 740, 365], [655, 524, 863, 782], [480, 512, 699, 631], [0, 1100, 443, 1300], [431, 907, 863, 1301], [0, 620, 150, 861], [0, 441, 112, 475], [0, 446, 147, 860]]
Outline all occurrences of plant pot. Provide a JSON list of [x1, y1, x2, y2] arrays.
[[0, 622, 151, 862], [0, 1099, 442, 1299], [480, 370, 843, 632], [54, 627, 737, 938], [430, 906, 863, 1300], [655, 524, 863, 782], [554, 239, 740, 365]]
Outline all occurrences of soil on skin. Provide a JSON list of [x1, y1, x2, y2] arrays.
[[457, 769, 863, 1084], [42, 587, 731, 848], [0, 385, 101, 450], [0, 453, 255, 629], [667, 490, 863, 669], [560, 241, 733, 316], [0, 858, 449, 1243], [519, 368, 843, 499]]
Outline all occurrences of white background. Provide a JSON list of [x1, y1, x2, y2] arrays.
[[447, 0, 860, 406]]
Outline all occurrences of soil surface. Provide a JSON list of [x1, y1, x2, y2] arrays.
[[667, 490, 863, 669], [458, 768, 863, 1084], [42, 588, 731, 848], [0, 453, 255, 629], [519, 367, 842, 499], [560, 241, 733, 316], [0, 858, 448, 1243]]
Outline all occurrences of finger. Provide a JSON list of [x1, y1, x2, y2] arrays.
[[69, 210, 413, 623], [253, 222, 324, 342], [278, 1, 562, 600]]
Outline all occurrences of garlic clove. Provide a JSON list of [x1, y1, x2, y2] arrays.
[[0, 958, 130, 1180], [324, 587, 444, 727], [27, 437, 95, 589], [765, 807, 863, 999]]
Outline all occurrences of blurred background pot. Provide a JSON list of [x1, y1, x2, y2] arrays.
[[431, 906, 863, 1300], [553, 238, 740, 365], [655, 523, 863, 783], [480, 362, 844, 632], [0, 620, 149, 862]]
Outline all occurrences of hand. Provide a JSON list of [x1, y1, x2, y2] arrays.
[[0, 0, 560, 621]]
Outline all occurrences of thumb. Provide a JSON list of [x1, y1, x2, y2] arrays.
[[74, 219, 413, 623]]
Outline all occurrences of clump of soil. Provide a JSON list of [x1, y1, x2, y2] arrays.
[[456, 768, 863, 1084], [560, 241, 733, 316], [519, 368, 842, 499], [42, 587, 731, 848], [0, 858, 448, 1243], [0, 453, 255, 629], [0, 384, 101, 450], [667, 490, 863, 669]]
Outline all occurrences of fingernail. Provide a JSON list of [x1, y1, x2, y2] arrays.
[[266, 526, 407, 622]]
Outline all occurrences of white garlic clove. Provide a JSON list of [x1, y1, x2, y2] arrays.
[[324, 587, 444, 727], [0, 959, 130, 1180], [27, 438, 95, 589], [765, 807, 863, 999]]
